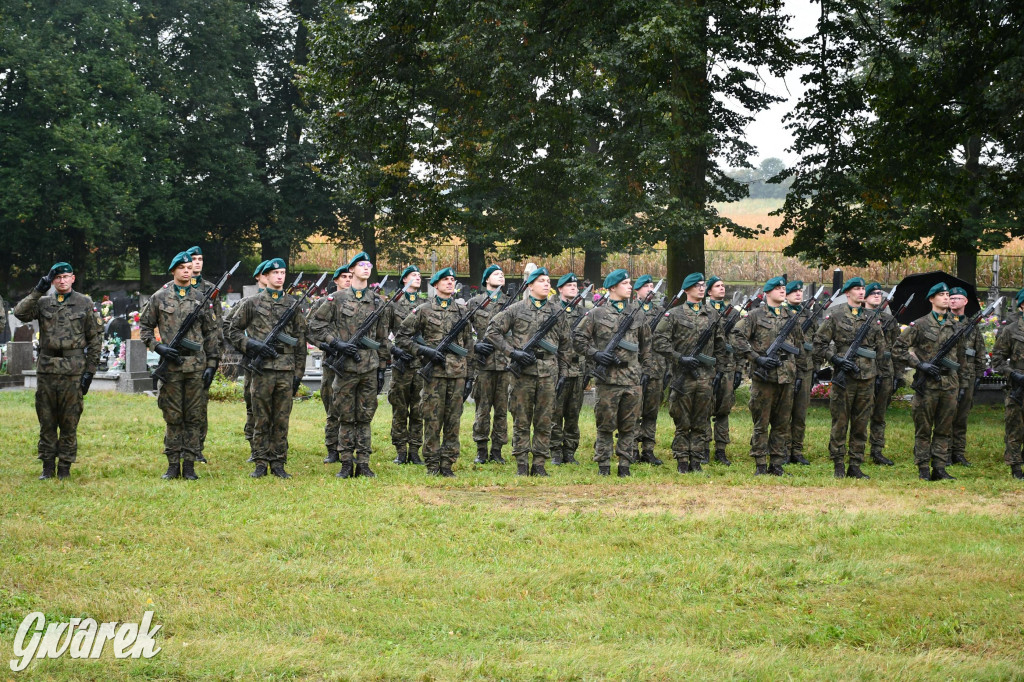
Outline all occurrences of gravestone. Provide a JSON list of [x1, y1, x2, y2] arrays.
[[242, 285, 259, 298], [104, 317, 132, 343], [117, 339, 153, 393], [6, 341, 34, 375], [13, 324, 34, 342]]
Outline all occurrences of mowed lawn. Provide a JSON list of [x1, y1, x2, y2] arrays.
[[1, 389, 1023, 681]]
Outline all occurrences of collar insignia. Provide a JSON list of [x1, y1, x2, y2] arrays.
[[611, 300, 625, 312], [56, 294, 65, 304], [354, 289, 364, 299]]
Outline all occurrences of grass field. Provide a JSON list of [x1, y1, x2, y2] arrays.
[[2, 390, 1024, 680]]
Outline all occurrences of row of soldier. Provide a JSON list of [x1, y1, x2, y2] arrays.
[[14, 250, 1024, 482]]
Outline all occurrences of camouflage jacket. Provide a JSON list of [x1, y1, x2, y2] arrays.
[[559, 298, 589, 378], [308, 286, 391, 374], [653, 301, 727, 383], [139, 283, 221, 373], [893, 312, 968, 391], [990, 316, 1024, 377], [730, 304, 811, 384], [812, 305, 888, 381], [951, 313, 987, 384], [468, 289, 511, 371], [705, 299, 739, 373], [789, 303, 822, 376], [190, 276, 225, 348], [387, 290, 424, 369], [573, 299, 653, 387], [639, 300, 669, 374], [485, 297, 571, 379], [14, 289, 101, 375], [225, 288, 308, 378], [396, 296, 474, 379], [870, 309, 900, 378]]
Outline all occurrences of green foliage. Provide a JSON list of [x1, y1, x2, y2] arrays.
[[207, 373, 245, 402]]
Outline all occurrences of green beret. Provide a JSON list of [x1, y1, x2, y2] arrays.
[[185, 246, 202, 257], [682, 272, 704, 290], [1016, 288, 1024, 308], [481, 264, 503, 286], [705, 276, 721, 291], [332, 264, 350, 279], [786, 280, 804, 295], [763, 275, 787, 293], [927, 282, 949, 298], [264, 257, 287, 272], [346, 251, 371, 271], [400, 265, 419, 281], [167, 252, 191, 273], [603, 269, 629, 289], [634, 274, 653, 290], [556, 272, 578, 289], [865, 282, 883, 296], [525, 266, 548, 286], [430, 267, 456, 286], [840, 277, 865, 293], [49, 262, 73, 276], [253, 260, 268, 278], [948, 286, 968, 298]]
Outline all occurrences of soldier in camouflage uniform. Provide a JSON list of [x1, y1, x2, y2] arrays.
[[702, 276, 740, 465], [731, 275, 811, 476], [14, 262, 102, 480], [948, 286, 986, 467], [893, 282, 968, 481], [396, 268, 474, 476], [226, 258, 308, 479], [573, 269, 653, 476], [387, 265, 425, 465], [813, 277, 887, 479], [654, 272, 727, 473], [865, 282, 899, 466], [184, 246, 223, 464], [467, 264, 511, 464], [306, 263, 351, 464], [550, 273, 588, 465], [784, 281, 816, 466], [309, 252, 392, 479], [485, 267, 571, 476], [139, 252, 221, 480], [988, 288, 1024, 480], [633, 274, 665, 466], [224, 261, 268, 461]]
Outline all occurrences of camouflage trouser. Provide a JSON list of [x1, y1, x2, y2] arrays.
[[421, 376, 466, 469], [243, 369, 254, 444], [472, 369, 509, 446], [388, 366, 424, 449], [332, 370, 378, 464], [251, 370, 295, 465], [593, 383, 641, 466], [551, 375, 585, 458], [320, 366, 336, 451], [787, 371, 812, 458], [198, 381, 209, 453], [157, 370, 204, 465], [668, 376, 712, 466], [705, 374, 736, 452], [1002, 391, 1024, 466], [869, 375, 893, 456], [35, 373, 84, 463], [911, 387, 956, 468], [950, 382, 976, 458], [509, 373, 556, 468], [636, 375, 663, 453], [828, 378, 874, 465], [748, 379, 793, 467]]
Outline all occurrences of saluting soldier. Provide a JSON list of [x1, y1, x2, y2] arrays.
[[309, 252, 391, 479], [396, 268, 475, 477], [892, 282, 967, 481], [948, 286, 986, 467], [387, 265, 425, 465], [731, 275, 811, 476], [226, 258, 308, 479], [306, 263, 351, 465], [184, 246, 223, 464], [225, 261, 268, 462], [812, 277, 887, 479], [865, 282, 899, 466], [704, 275, 740, 465], [139, 253, 221, 480], [550, 273, 587, 465], [633, 274, 665, 466], [467, 264, 511, 464], [783, 281, 815, 466], [653, 272, 727, 473], [485, 267, 571, 476], [14, 262, 101, 480], [573, 269, 653, 476], [988, 288, 1024, 480]]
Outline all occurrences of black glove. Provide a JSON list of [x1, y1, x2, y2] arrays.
[[594, 350, 618, 367], [246, 338, 278, 360], [733, 371, 743, 391], [417, 344, 446, 365], [377, 368, 386, 394], [390, 345, 414, 363], [463, 377, 475, 400], [1010, 371, 1024, 386], [674, 354, 700, 370], [202, 367, 216, 390], [556, 376, 567, 396], [830, 354, 859, 373], [79, 372, 93, 395], [510, 349, 537, 366], [755, 355, 780, 370], [329, 339, 361, 359], [35, 266, 59, 293], [917, 361, 942, 380], [155, 343, 182, 364], [794, 378, 803, 393], [293, 376, 302, 396], [474, 341, 495, 357]]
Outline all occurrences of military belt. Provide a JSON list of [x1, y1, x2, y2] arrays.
[[39, 348, 85, 358]]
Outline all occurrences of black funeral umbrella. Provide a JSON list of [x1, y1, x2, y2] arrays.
[[890, 271, 980, 324]]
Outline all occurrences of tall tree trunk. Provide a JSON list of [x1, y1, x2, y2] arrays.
[[468, 240, 487, 286], [359, 204, 377, 265], [956, 134, 982, 288], [666, 234, 703, 296], [583, 249, 604, 286], [138, 238, 151, 291]]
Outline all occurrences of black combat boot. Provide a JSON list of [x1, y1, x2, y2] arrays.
[[754, 463, 768, 476], [325, 449, 340, 464], [792, 453, 810, 465], [846, 464, 870, 479], [426, 464, 440, 476], [391, 445, 407, 465], [336, 461, 354, 479], [931, 467, 955, 481], [677, 459, 690, 474], [270, 462, 292, 479], [440, 463, 456, 478], [834, 461, 847, 479], [871, 451, 894, 466], [551, 450, 563, 466], [408, 447, 424, 465], [195, 453, 208, 464], [250, 463, 268, 478], [918, 465, 931, 480], [489, 445, 506, 464], [56, 461, 72, 480], [516, 462, 529, 476], [951, 453, 972, 467], [181, 460, 199, 480], [356, 463, 376, 478], [617, 464, 631, 477], [768, 463, 786, 476], [714, 449, 731, 466], [598, 465, 611, 476], [162, 461, 181, 480], [643, 449, 663, 466], [1012, 464, 1024, 480], [564, 451, 578, 464], [690, 459, 702, 473], [700, 447, 711, 464], [530, 462, 548, 477], [39, 459, 56, 480], [474, 442, 489, 464]]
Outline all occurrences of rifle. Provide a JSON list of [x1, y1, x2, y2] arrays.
[[752, 287, 825, 382], [152, 261, 240, 387], [507, 284, 593, 378], [672, 303, 733, 392], [709, 295, 755, 398], [322, 277, 398, 375], [800, 286, 838, 335], [653, 283, 687, 331], [875, 294, 915, 397], [591, 280, 663, 383], [831, 288, 894, 390], [418, 292, 494, 380], [244, 272, 328, 375], [474, 281, 527, 367], [910, 297, 1003, 396]]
